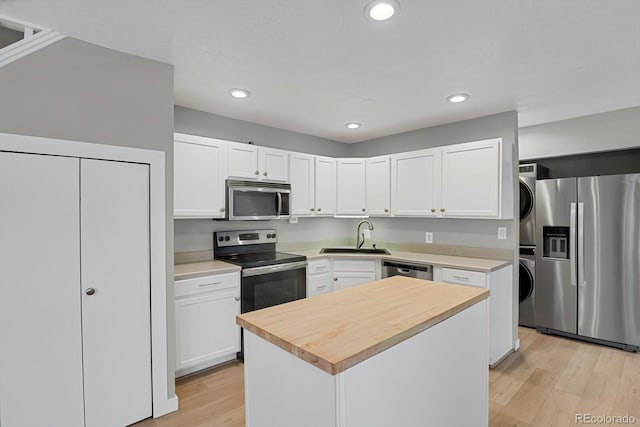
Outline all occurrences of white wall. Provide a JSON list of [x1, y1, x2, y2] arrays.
[[519, 106, 640, 160]]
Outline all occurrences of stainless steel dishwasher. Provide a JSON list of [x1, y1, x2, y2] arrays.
[[382, 261, 433, 280]]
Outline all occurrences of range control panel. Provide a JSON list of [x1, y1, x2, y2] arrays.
[[214, 229, 278, 247]]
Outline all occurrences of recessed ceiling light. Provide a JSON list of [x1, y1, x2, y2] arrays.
[[229, 88, 250, 99], [345, 122, 361, 129], [364, 0, 400, 21], [447, 93, 469, 103]]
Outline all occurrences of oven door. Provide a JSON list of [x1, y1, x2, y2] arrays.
[[228, 186, 290, 220], [241, 261, 307, 313]]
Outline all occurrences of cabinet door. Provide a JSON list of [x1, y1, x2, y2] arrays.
[[175, 290, 241, 372], [80, 159, 152, 427], [391, 149, 440, 217], [174, 134, 227, 218], [336, 158, 367, 215], [366, 156, 391, 216], [227, 141, 259, 180], [290, 152, 316, 216], [259, 147, 289, 182], [315, 156, 336, 216], [0, 152, 85, 427], [333, 272, 377, 290], [441, 139, 500, 218], [307, 273, 332, 297]]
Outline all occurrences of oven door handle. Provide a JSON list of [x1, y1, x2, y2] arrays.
[[242, 261, 307, 277]]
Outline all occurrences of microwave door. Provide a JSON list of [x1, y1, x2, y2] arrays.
[[229, 187, 280, 220]]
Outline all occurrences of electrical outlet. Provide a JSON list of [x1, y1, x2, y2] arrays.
[[289, 216, 298, 224], [363, 229, 371, 239], [497, 227, 507, 240], [425, 232, 433, 244]]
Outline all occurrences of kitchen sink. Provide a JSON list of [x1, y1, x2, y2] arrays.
[[320, 248, 390, 254]]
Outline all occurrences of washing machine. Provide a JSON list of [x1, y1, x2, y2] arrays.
[[519, 246, 536, 327], [519, 163, 549, 246]]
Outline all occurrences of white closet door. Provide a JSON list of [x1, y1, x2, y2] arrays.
[[80, 159, 152, 427], [0, 152, 85, 427]]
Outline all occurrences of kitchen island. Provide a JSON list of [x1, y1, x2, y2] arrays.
[[236, 276, 490, 427]]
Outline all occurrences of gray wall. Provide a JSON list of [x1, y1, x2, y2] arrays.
[[0, 25, 23, 48], [519, 106, 640, 160], [0, 37, 176, 395], [175, 105, 350, 157]]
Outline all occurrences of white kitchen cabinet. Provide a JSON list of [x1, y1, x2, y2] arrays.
[[227, 142, 289, 182], [227, 141, 259, 180], [314, 156, 336, 216], [174, 133, 227, 218], [1, 153, 152, 427], [440, 138, 510, 218], [307, 259, 332, 297], [336, 158, 367, 216], [390, 149, 440, 217], [175, 272, 241, 377], [289, 152, 316, 216], [366, 156, 391, 216], [433, 264, 513, 366], [331, 259, 379, 290]]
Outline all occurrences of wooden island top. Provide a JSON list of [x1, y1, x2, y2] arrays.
[[236, 276, 489, 375]]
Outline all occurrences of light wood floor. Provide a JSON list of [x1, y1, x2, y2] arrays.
[[135, 327, 640, 427]]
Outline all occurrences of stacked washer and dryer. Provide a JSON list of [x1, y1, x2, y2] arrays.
[[518, 163, 549, 327]]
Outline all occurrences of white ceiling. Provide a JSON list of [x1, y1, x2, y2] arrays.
[[2, 0, 640, 143]]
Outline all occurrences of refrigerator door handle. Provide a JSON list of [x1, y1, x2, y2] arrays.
[[578, 202, 585, 287], [570, 202, 577, 287]]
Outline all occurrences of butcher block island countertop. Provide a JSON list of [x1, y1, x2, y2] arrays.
[[236, 276, 489, 375]]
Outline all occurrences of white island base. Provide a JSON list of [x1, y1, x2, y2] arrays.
[[243, 300, 488, 427]]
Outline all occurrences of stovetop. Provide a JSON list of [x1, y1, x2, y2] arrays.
[[215, 251, 306, 269]]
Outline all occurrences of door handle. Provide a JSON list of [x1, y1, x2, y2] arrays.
[[277, 192, 282, 216], [569, 202, 577, 287], [578, 202, 585, 287], [85, 288, 96, 296]]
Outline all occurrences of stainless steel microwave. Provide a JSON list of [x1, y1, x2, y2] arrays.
[[226, 180, 291, 220]]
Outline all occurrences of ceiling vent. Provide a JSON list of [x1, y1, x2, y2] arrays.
[[0, 14, 65, 68]]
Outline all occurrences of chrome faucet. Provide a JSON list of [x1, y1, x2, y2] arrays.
[[356, 220, 374, 249]]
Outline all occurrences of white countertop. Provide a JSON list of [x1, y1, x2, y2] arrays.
[[174, 260, 241, 281]]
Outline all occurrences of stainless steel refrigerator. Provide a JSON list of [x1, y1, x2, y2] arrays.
[[535, 173, 640, 350]]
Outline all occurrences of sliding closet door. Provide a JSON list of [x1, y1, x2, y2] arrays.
[[80, 159, 152, 427], [0, 152, 84, 427]]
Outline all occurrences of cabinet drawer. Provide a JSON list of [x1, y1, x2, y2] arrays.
[[307, 259, 331, 275], [175, 272, 240, 298], [307, 273, 332, 297], [332, 259, 377, 272], [441, 268, 486, 288]]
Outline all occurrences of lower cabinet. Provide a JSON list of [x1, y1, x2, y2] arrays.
[[434, 264, 513, 366], [307, 259, 332, 297], [175, 271, 241, 377], [331, 259, 379, 291]]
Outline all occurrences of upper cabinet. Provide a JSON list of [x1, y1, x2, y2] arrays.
[[441, 138, 508, 218], [227, 142, 289, 182], [289, 152, 315, 216], [391, 149, 440, 217], [336, 159, 366, 215], [366, 156, 391, 216], [174, 133, 227, 219], [314, 156, 336, 216]]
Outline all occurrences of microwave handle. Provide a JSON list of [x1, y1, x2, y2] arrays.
[[277, 192, 282, 216]]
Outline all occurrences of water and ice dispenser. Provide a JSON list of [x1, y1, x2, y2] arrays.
[[542, 226, 570, 259]]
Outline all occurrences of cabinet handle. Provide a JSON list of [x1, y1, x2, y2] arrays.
[[317, 208, 322, 212], [220, 207, 226, 212], [333, 277, 338, 281], [85, 288, 96, 296], [452, 275, 469, 281], [254, 170, 260, 175], [263, 171, 268, 176], [316, 266, 327, 270], [198, 281, 222, 287], [362, 208, 366, 212], [384, 208, 389, 213], [234, 296, 240, 301], [431, 208, 436, 213], [317, 285, 328, 289], [310, 208, 315, 212], [440, 208, 446, 212]]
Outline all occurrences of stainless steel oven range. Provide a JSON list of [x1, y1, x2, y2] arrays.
[[214, 229, 306, 359]]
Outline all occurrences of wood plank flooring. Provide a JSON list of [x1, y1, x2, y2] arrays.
[[135, 327, 640, 427]]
